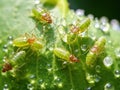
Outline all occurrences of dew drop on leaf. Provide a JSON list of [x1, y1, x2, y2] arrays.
[[94, 18, 100, 28], [95, 65, 101, 73], [27, 84, 34, 90], [114, 70, 120, 78], [7, 36, 13, 45], [110, 19, 120, 31], [103, 56, 113, 68], [3, 44, 8, 53], [3, 84, 9, 90], [86, 87, 92, 90], [75, 9, 85, 16], [104, 83, 114, 90], [81, 44, 87, 51]]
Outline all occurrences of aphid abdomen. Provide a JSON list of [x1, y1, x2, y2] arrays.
[[13, 37, 29, 47], [86, 37, 106, 68], [53, 48, 70, 61], [11, 51, 26, 65], [31, 40, 43, 51], [86, 52, 96, 67], [79, 18, 91, 33]]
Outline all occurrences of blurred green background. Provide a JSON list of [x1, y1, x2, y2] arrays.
[[68, 0, 120, 21]]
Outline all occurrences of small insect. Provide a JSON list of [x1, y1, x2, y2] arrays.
[[2, 62, 12, 72], [11, 51, 26, 65], [13, 36, 29, 47], [13, 34, 44, 51], [32, 7, 52, 24], [53, 48, 79, 63], [86, 37, 106, 68], [70, 18, 91, 34]]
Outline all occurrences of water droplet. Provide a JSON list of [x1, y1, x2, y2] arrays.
[[104, 83, 114, 90], [27, 84, 34, 90], [95, 65, 101, 73], [110, 19, 120, 31], [30, 74, 36, 79], [100, 16, 108, 24], [3, 84, 9, 90], [114, 48, 120, 58], [88, 14, 94, 20], [3, 45, 8, 53], [7, 36, 13, 45], [39, 79, 43, 84], [86, 87, 92, 90], [114, 70, 120, 78], [8, 36, 13, 41], [100, 23, 110, 33], [81, 44, 87, 51], [94, 18, 100, 28], [103, 56, 113, 68], [76, 9, 85, 16], [94, 75, 101, 83]]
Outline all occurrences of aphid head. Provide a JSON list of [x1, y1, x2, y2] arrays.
[[69, 55, 79, 63], [70, 24, 79, 34], [27, 37, 36, 44], [41, 13, 52, 24], [2, 62, 12, 72]]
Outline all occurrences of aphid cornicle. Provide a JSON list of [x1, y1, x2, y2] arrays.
[[86, 37, 106, 68], [53, 48, 79, 62], [70, 18, 91, 34], [32, 7, 52, 24]]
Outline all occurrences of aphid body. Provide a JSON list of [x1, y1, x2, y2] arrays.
[[54, 48, 79, 62], [32, 7, 52, 24], [11, 51, 26, 65], [13, 34, 44, 51], [70, 18, 91, 34], [13, 36, 29, 47], [86, 37, 106, 68]]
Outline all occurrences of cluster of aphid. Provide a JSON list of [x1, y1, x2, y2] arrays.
[[1, 6, 107, 89]]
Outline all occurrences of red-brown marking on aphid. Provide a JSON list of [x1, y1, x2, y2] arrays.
[[41, 13, 52, 24], [69, 55, 79, 62], [27, 37, 36, 44], [90, 45, 99, 54], [2, 63, 12, 72], [70, 25, 79, 34]]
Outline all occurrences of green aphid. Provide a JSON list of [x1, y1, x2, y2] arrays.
[[53, 48, 70, 61], [86, 37, 106, 68], [13, 36, 29, 47], [32, 7, 52, 24], [31, 40, 43, 51], [70, 18, 91, 34], [11, 51, 26, 65]]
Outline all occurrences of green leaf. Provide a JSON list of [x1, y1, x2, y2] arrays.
[[1, 0, 120, 90]]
